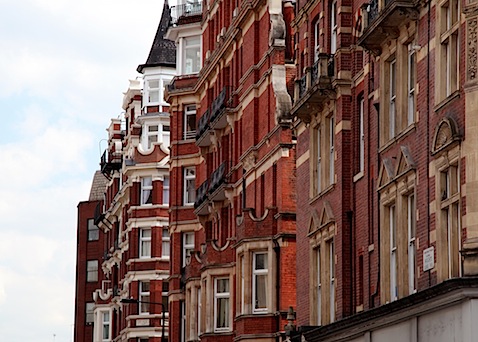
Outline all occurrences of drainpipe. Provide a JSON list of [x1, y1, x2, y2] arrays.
[[273, 239, 282, 341]]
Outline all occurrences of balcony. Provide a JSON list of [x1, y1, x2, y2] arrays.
[[195, 87, 233, 147], [100, 149, 122, 177], [290, 54, 335, 124], [357, 0, 419, 54], [193, 162, 231, 216], [194, 179, 209, 215], [195, 109, 211, 147], [209, 162, 230, 202], [170, 2, 202, 26]]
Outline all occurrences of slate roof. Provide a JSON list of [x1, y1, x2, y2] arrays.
[[137, 0, 176, 73], [88, 171, 108, 201]]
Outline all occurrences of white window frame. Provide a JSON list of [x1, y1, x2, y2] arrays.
[[163, 176, 170, 205], [330, 0, 337, 54], [407, 46, 416, 126], [139, 228, 152, 259], [183, 232, 195, 267], [142, 122, 170, 150], [359, 97, 365, 172], [162, 228, 170, 259], [140, 176, 153, 206], [389, 59, 396, 139], [183, 36, 201, 74], [252, 252, 268, 313], [214, 278, 230, 332], [146, 78, 161, 105], [184, 105, 197, 140], [329, 240, 335, 322], [314, 19, 320, 62], [139, 281, 150, 314], [102, 311, 111, 342], [390, 204, 398, 301], [183, 167, 196, 205], [87, 260, 98, 282], [87, 218, 99, 241], [407, 194, 417, 294]]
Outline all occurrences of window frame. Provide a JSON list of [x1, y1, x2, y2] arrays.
[[329, 114, 335, 185], [214, 277, 230, 332], [87, 218, 99, 241], [163, 176, 170, 205], [389, 59, 397, 139], [86, 302, 95, 324], [139, 281, 151, 314], [139, 228, 152, 259], [87, 260, 98, 282], [407, 193, 417, 294], [184, 105, 197, 140], [407, 46, 416, 126], [359, 97, 365, 173], [183, 167, 196, 205], [140, 176, 153, 206], [162, 228, 170, 259], [330, 0, 337, 54], [252, 252, 268, 313], [183, 36, 201, 75], [437, 0, 459, 101], [102, 311, 110, 341], [389, 204, 398, 301], [440, 164, 461, 278], [328, 240, 335, 322], [183, 232, 195, 267]]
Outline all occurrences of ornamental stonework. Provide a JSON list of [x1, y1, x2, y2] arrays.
[[468, 18, 478, 81]]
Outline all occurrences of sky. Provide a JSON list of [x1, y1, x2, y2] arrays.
[[0, 1, 164, 341]]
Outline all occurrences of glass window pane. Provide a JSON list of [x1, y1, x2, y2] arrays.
[[255, 274, 267, 309]]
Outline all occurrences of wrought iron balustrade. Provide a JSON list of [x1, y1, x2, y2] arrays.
[[194, 179, 209, 209], [171, 2, 202, 25]]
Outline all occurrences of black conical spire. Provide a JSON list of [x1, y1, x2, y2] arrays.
[[137, 0, 176, 73]]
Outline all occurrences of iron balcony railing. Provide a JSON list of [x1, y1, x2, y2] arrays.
[[367, 0, 379, 23], [170, 2, 202, 25], [195, 109, 210, 141], [209, 162, 227, 195], [194, 179, 209, 209]]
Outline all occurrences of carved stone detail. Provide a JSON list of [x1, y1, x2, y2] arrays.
[[468, 18, 478, 81], [432, 118, 460, 154], [269, 13, 286, 47]]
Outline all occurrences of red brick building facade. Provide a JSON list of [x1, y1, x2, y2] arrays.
[[165, 0, 297, 341], [74, 172, 108, 342], [291, 0, 478, 339], [76, 0, 478, 341]]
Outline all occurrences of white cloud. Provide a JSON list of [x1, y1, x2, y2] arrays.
[[0, 0, 165, 340]]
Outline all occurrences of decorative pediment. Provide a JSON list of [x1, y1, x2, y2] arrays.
[[378, 158, 395, 188], [319, 201, 335, 228], [308, 209, 320, 235], [396, 145, 416, 176], [432, 118, 461, 155]]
